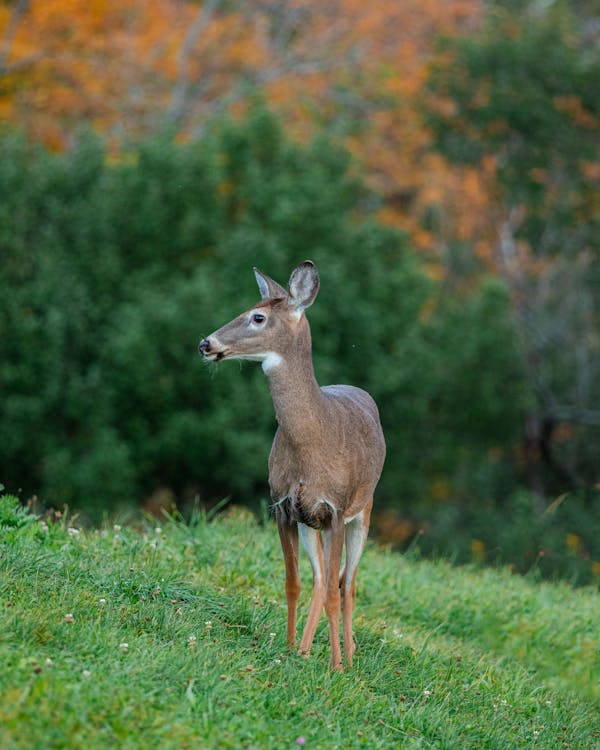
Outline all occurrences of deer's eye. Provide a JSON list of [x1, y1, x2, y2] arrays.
[[252, 313, 266, 324]]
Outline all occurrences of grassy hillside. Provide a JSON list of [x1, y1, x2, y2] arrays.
[[0, 496, 598, 749]]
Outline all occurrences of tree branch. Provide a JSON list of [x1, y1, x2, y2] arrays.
[[168, 0, 223, 125], [0, 0, 31, 77], [546, 406, 600, 428]]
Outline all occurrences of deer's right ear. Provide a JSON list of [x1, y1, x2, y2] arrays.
[[288, 260, 320, 314], [254, 268, 288, 300]]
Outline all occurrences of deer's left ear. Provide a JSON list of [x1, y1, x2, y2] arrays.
[[254, 268, 288, 300], [288, 260, 320, 314]]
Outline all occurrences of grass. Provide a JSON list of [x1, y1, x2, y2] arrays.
[[0, 496, 599, 749]]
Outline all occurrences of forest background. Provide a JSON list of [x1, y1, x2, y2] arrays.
[[0, 0, 598, 583]]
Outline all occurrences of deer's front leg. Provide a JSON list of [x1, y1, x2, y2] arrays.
[[277, 515, 300, 648], [297, 523, 325, 656], [323, 514, 345, 671]]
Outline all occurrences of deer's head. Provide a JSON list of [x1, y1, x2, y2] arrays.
[[199, 261, 320, 372]]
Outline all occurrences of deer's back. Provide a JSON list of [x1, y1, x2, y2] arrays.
[[321, 384, 382, 428]]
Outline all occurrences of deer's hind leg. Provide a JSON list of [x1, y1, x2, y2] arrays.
[[340, 497, 372, 668]]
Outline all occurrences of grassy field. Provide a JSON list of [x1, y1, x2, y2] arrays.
[[0, 495, 598, 749]]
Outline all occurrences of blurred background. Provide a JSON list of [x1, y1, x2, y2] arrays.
[[1, 0, 598, 583]]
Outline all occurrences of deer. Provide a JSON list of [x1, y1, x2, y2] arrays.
[[198, 261, 386, 670]]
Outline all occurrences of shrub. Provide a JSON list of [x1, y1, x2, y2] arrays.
[[1, 109, 529, 523]]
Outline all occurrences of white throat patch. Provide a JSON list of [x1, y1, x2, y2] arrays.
[[261, 352, 283, 373]]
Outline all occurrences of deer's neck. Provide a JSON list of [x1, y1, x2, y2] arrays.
[[264, 327, 324, 443]]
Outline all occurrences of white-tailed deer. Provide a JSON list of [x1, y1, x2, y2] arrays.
[[199, 261, 385, 670]]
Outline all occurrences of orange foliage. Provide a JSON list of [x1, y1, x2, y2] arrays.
[[2, 0, 193, 146], [0, 0, 486, 255]]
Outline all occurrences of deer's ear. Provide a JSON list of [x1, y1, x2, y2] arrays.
[[288, 260, 320, 313], [254, 268, 288, 300]]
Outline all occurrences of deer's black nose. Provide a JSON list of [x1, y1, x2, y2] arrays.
[[199, 338, 211, 355]]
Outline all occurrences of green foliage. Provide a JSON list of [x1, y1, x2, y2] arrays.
[[0, 108, 532, 519], [414, 278, 532, 496], [410, 488, 600, 587], [0, 511, 598, 748], [426, 0, 599, 235], [423, 0, 600, 496], [0, 489, 37, 531]]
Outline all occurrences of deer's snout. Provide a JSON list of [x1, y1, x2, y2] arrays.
[[199, 335, 226, 361]]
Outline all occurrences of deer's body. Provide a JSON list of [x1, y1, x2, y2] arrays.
[[269, 382, 384, 528], [199, 261, 385, 670]]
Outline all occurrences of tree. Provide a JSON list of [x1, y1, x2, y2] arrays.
[[424, 0, 600, 495], [0, 0, 480, 236], [0, 109, 529, 517]]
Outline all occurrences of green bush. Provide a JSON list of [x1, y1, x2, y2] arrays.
[[0, 487, 37, 531], [409, 488, 600, 587], [1, 109, 530, 524]]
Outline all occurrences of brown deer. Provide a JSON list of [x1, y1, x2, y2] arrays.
[[199, 261, 385, 670]]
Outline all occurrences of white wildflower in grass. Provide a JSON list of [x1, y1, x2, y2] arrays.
[[67, 527, 79, 536], [45, 658, 53, 667], [269, 632, 276, 639], [274, 658, 282, 664], [98, 598, 107, 607], [82, 670, 91, 678], [39, 521, 49, 532], [119, 642, 129, 652], [113, 524, 121, 532], [205, 621, 212, 630], [188, 635, 197, 648], [154, 527, 162, 535], [64, 613, 74, 623]]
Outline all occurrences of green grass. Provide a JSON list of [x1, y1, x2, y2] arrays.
[[0, 497, 598, 749]]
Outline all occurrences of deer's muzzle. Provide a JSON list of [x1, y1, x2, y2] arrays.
[[199, 336, 226, 361]]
